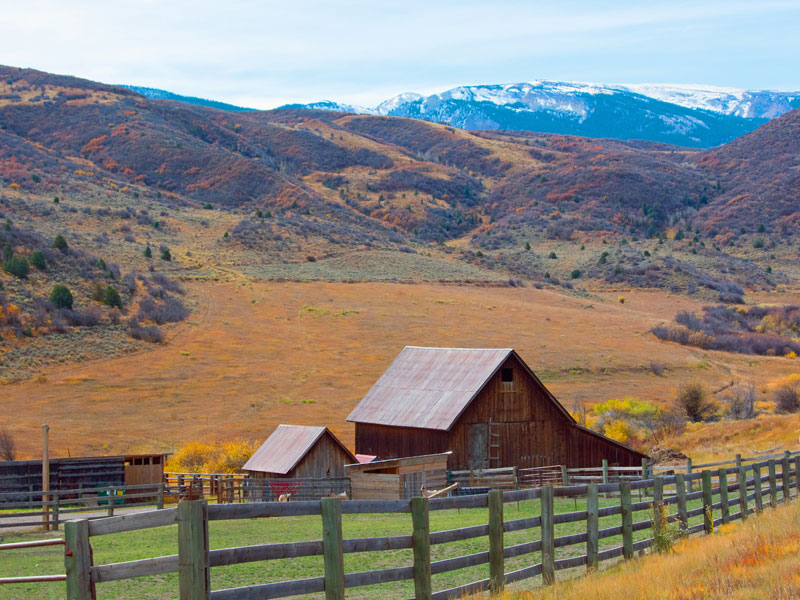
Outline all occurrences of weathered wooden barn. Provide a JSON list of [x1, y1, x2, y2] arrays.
[[347, 347, 647, 470], [242, 425, 356, 480]]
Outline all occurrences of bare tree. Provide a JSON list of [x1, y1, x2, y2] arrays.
[[0, 428, 16, 461], [722, 383, 757, 420]]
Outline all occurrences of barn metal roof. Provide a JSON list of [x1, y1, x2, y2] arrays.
[[346, 347, 516, 431], [242, 425, 354, 475]]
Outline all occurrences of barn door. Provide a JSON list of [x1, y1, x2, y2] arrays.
[[468, 424, 488, 470]]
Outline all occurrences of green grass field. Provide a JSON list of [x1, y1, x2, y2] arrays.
[[0, 489, 709, 600]]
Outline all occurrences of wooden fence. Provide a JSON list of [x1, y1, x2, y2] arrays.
[[0, 483, 164, 531], [164, 473, 351, 502], [60, 453, 800, 599]]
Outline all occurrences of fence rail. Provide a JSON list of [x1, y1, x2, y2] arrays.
[[58, 452, 800, 599], [0, 483, 164, 531]]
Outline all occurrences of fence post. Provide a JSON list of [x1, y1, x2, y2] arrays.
[[157, 483, 164, 510], [795, 456, 800, 499], [768, 460, 778, 508], [719, 469, 729, 525], [653, 476, 664, 538], [620, 481, 633, 559], [64, 519, 92, 600], [52, 490, 60, 531], [541, 486, 555, 585], [488, 490, 504, 595], [738, 464, 748, 520], [735, 454, 742, 482], [702, 471, 713, 534], [178, 500, 209, 600], [586, 483, 599, 571], [410, 496, 432, 600], [753, 463, 763, 512], [560, 465, 568, 486], [602, 459, 609, 486], [781, 456, 791, 502], [675, 473, 687, 532], [686, 458, 693, 493], [321, 497, 345, 600], [107, 487, 114, 518]]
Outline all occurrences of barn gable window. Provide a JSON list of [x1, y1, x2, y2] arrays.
[[501, 367, 514, 392]]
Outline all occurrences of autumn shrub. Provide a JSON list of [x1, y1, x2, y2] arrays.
[[591, 397, 676, 447], [49, 285, 73, 310], [0, 428, 15, 461], [129, 322, 164, 343], [166, 440, 257, 473], [675, 381, 716, 422], [774, 383, 799, 413]]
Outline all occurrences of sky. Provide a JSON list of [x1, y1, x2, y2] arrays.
[[2, 0, 799, 109]]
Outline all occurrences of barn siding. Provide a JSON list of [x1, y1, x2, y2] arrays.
[[354, 354, 644, 469]]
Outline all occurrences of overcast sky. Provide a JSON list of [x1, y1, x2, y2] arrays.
[[2, 0, 799, 109]]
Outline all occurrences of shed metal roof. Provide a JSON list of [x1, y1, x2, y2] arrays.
[[346, 347, 515, 430], [242, 425, 354, 475]]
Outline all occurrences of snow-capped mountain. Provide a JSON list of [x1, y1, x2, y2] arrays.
[[288, 81, 800, 148]]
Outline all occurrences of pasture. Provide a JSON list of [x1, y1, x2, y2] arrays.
[[4, 280, 800, 460]]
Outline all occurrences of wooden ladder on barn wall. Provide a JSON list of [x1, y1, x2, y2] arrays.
[[488, 419, 500, 468]]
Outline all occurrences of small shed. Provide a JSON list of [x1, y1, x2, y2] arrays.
[[346, 452, 451, 500], [243, 425, 356, 480]]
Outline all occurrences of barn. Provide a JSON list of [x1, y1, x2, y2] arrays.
[[242, 425, 356, 480], [347, 347, 647, 470]]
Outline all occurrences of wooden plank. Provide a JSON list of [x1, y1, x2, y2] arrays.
[[796, 456, 800, 500], [178, 500, 209, 600], [586, 483, 598, 571], [781, 456, 791, 501], [620, 481, 633, 560], [64, 519, 93, 600], [675, 473, 687, 532], [503, 540, 541, 559], [430, 578, 489, 600], [321, 498, 344, 600], [431, 551, 489, 574], [430, 524, 488, 545], [753, 463, 763, 512], [343, 565, 414, 588], [738, 464, 748, 520], [88, 507, 177, 536], [411, 496, 432, 600], [209, 577, 325, 600], [207, 501, 321, 520], [540, 486, 555, 585], [653, 476, 664, 538], [768, 460, 778, 508], [503, 516, 541, 533], [208, 541, 323, 566], [342, 535, 411, 553], [702, 471, 713, 534], [91, 555, 178, 583], [719, 470, 729, 525], [488, 490, 504, 595]]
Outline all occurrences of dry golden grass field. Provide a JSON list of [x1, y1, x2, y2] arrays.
[[4, 278, 799, 460]]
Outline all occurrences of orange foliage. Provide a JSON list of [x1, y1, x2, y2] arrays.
[[80, 135, 107, 154]]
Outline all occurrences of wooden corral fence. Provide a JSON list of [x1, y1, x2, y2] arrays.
[[56, 453, 800, 600], [164, 473, 350, 502], [0, 483, 164, 531]]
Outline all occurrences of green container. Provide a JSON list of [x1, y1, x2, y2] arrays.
[[97, 488, 126, 506]]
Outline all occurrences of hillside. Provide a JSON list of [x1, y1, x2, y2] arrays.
[[1, 64, 800, 387]]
